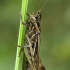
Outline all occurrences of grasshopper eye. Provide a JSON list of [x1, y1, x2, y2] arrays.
[[38, 13, 42, 20], [35, 12, 41, 20]]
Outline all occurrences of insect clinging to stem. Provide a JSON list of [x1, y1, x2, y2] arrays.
[[19, 0, 48, 70]]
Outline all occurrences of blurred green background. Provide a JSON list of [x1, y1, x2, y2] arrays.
[[0, 0, 70, 70]]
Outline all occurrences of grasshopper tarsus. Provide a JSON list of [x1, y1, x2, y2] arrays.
[[22, 21, 29, 28], [22, 22, 26, 25], [17, 44, 21, 47], [15, 44, 21, 48], [18, 47, 24, 57], [18, 54, 20, 57], [26, 13, 30, 17], [16, 44, 24, 56]]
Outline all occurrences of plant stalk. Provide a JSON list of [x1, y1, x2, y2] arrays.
[[14, 0, 28, 70]]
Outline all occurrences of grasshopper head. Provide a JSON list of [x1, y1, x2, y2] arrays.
[[34, 11, 42, 22], [30, 11, 41, 24]]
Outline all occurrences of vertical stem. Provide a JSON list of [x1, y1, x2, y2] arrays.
[[22, 54, 26, 70], [14, 0, 28, 70]]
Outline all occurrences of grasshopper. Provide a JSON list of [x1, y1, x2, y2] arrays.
[[19, 0, 48, 70]]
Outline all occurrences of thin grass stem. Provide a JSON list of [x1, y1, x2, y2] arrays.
[[14, 0, 28, 70]]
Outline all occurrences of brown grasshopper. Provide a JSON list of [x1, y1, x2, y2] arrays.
[[19, 0, 48, 70]]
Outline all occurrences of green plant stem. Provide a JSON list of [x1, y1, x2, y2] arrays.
[[14, 0, 28, 70]]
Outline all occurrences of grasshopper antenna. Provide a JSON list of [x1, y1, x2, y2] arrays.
[[39, 0, 48, 12], [36, 0, 40, 10]]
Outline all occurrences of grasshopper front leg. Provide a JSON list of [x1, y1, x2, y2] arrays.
[[20, 12, 29, 26], [17, 45, 24, 57]]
